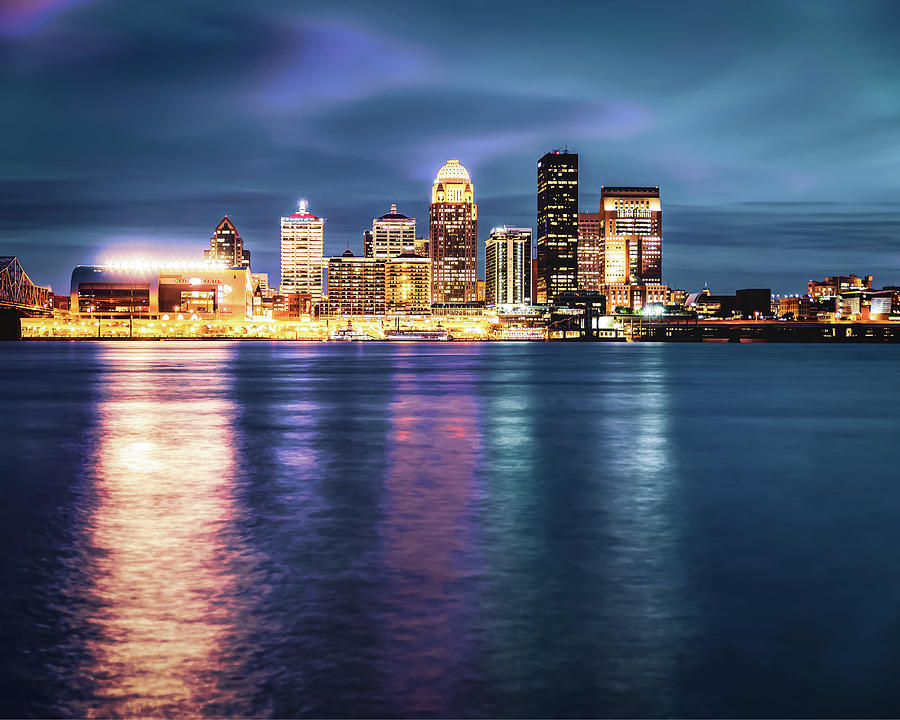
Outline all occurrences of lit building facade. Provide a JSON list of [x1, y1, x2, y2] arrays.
[[773, 295, 815, 320], [485, 226, 532, 306], [536, 150, 578, 303], [372, 203, 416, 259], [325, 251, 385, 316], [273, 292, 313, 318], [325, 252, 431, 316], [808, 274, 873, 299], [70, 263, 253, 319], [577, 212, 601, 292], [429, 159, 477, 303], [251, 272, 271, 297], [204, 216, 250, 268], [281, 200, 324, 303], [602, 282, 669, 312], [599, 186, 662, 285], [385, 253, 432, 314]]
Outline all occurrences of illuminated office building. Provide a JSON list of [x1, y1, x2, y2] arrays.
[[363, 230, 374, 258], [599, 186, 661, 285], [326, 251, 431, 316], [485, 226, 532, 306], [204, 216, 250, 268], [597, 187, 664, 312], [281, 200, 324, 303], [577, 212, 601, 292], [372, 203, 416, 258], [325, 251, 385, 315], [429, 159, 477, 303], [536, 150, 578, 303], [386, 253, 432, 314]]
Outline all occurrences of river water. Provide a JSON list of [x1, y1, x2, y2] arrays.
[[1, 341, 900, 717]]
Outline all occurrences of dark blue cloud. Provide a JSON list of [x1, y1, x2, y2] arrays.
[[1, 0, 899, 295]]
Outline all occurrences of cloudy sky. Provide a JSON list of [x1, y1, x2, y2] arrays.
[[2, 0, 899, 294]]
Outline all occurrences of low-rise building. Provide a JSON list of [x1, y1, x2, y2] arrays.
[[70, 263, 253, 319], [273, 292, 313, 318], [809, 274, 872, 299], [773, 295, 815, 320], [601, 282, 668, 312]]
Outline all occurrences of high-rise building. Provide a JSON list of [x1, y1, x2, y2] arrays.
[[385, 253, 432, 314], [325, 251, 385, 316], [599, 187, 661, 285], [429, 159, 477, 303], [536, 150, 578, 303], [598, 187, 664, 313], [414, 236, 429, 258], [577, 212, 601, 292], [281, 200, 324, 303], [485, 226, 532, 306], [372, 203, 416, 259], [363, 230, 374, 258], [205, 216, 250, 268]]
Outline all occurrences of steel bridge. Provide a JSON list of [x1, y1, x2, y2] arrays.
[[0, 257, 53, 339]]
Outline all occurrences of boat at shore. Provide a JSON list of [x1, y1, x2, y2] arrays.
[[499, 328, 546, 341], [329, 320, 374, 341], [384, 328, 451, 341]]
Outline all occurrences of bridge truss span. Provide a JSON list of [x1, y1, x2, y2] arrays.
[[0, 256, 52, 312]]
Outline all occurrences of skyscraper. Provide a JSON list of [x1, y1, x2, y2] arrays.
[[429, 159, 477, 303], [485, 226, 532, 306], [599, 187, 661, 284], [280, 200, 324, 303], [577, 212, 601, 292], [599, 187, 664, 312], [536, 150, 578, 303], [204, 216, 250, 268], [372, 203, 416, 258]]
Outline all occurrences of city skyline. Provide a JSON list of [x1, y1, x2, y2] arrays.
[[2, 1, 900, 296]]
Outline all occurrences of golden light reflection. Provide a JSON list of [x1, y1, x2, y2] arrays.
[[70, 343, 261, 717]]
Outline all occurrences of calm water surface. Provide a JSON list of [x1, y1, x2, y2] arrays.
[[2, 341, 900, 717]]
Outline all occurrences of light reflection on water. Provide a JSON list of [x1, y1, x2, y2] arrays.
[[68, 344, 265, 717], [593, 350, 685, 716], [7, 342, 900, 717], [380, 349, 484, 714]]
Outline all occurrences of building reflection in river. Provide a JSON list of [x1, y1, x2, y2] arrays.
[[378, 346, 484, 715], [67, 344, 262, 717]]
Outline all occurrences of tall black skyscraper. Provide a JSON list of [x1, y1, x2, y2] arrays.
[[536, 150, 578, 303]]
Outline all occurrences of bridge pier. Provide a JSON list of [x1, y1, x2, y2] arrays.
[[0, 308, 22, 340]]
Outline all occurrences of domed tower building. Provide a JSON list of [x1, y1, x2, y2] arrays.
[[429, 159, 477, 304]]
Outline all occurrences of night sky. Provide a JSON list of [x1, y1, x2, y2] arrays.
[[2, 0, 899, 295]]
